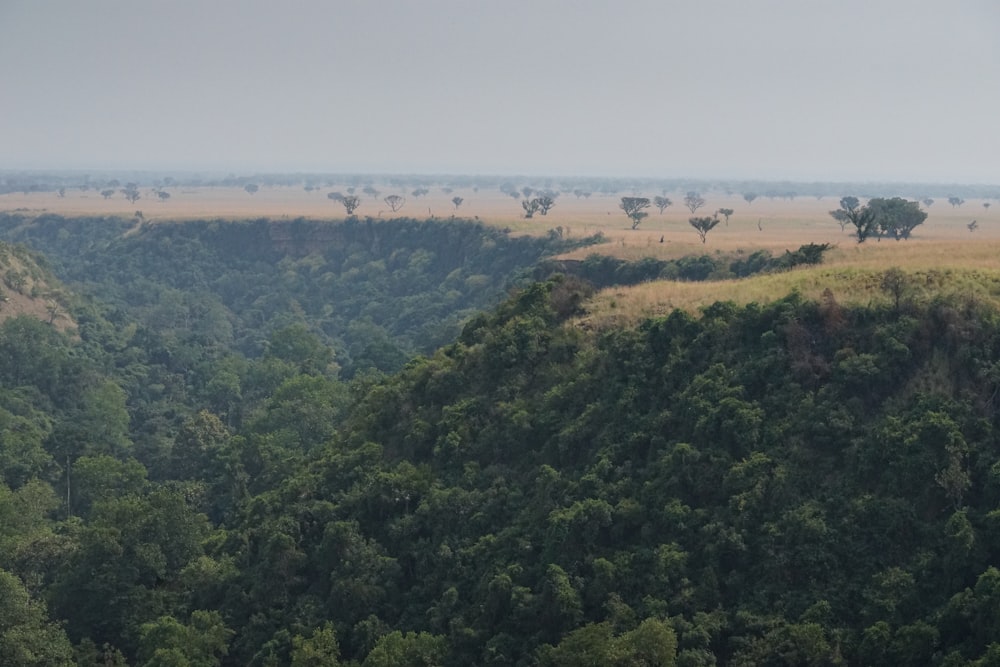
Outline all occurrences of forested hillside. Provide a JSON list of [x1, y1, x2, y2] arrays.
[[1, 215, 999, 665]]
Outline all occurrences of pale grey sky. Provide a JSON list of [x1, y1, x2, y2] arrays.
[[2, 0, 998, 182]]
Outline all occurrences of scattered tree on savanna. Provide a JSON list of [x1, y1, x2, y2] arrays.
[[968, 219, 978, 232], [451, 196, 464, 210], [384, 195, 405, 212], [363, 185, 380, 199], [830, 196, 878, 243], [984, 202, 991, 213], [684, 191, 706, 213], [441, 187, 453, 195], [535, 194, 556, 216], [922, 197, 934, 208], [121, 183, 141, 204], [620, 196, 650, 229], [522, 198, 540, 219], [244, 183, 259, 195], [948, 196, 964, 207], [157, 191, 171, 202], [689, 215, 721, 243], [717, 207, 734, 225], [743, 192, 758, 205], [653, 196, 672, 214], [327, 191, 344, 203], [341, 195, 361, 215], [867, 197, 927, 240], [521, 187, 534, 199], [573, 189, 591, 198], [100, 189, 115, 200], [411, 188, 429, 198]]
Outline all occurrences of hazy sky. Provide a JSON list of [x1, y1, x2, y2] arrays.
[[2, 0, 998, 182]]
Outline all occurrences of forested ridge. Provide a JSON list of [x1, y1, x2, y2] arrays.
[[1, 215, 1000, 665]]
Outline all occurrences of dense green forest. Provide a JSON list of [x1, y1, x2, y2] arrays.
[[1, 214, 1000, 665]]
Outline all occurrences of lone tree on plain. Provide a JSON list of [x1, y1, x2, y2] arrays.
[[341, 195, 361, 215], [830, 196, 878, 243], [620, 197, 651, 229], [244, 183, 259, 195], [684, 191, 706, 214], [948, 196, 965, 208], [451, 196, 464, 210], [922, 198, 934, 208], [411, 188, 429, 198], [100, 189, 115, 200], [743, 192, 758, 205], [653, 196, 672, 214], [717, 208, 734, 225], [327, 191, 344, 203], [984, 202, 991, 213], [689, 215, 721, 243], [522, 198, 540, 219], [121, 183, 141, 204], [535, 195, 556, 216], [384, 195, 405, 212], [157, 191, 171, 202], [868, 197, 927, 240]]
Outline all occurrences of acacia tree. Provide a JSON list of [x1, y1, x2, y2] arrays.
[[620, 197, 650, 229], [743, 192, 758, 205], [451, 196, 464, 210], [101, 189, 115, 200], [689, 215, 721, 243], [244, 184, 259, 195], [384, 195, 405, 212], [922, 198, 934, 208], [341, 195, 360, 215], [535, 195, 556, 215], [830, 196, 878, 243], [684, 191, 706, 213], [948, 196, 965, 208], [653, 196, 672, 214], [522, 198, 540, 219], [868, 197, 927, 240], [717, 208, 734, 225], [984, 202, 991, 213], [121, 183, 141, 204]]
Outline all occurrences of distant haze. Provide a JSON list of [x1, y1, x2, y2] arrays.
[[2, 0, 998, 183]]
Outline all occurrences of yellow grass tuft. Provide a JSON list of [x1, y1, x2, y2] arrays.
[[576, 240, 1000, 330]]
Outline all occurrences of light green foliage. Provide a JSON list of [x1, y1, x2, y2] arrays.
[[361, 631, 446, 667], [0, 569, 74, 666], [138, 611, 233, 667], [291, 623, 340, 666]]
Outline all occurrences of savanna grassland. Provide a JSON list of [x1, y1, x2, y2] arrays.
[[5, 183, 997, 322]]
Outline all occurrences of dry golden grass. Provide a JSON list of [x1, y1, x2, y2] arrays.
[[577, 241, 1000, 331]]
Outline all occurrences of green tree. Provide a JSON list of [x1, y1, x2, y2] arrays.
[[868, 197, 927, 240], [689, 216, 721, 244], [361, 631, 446, 667], [653, 196, 672, 213], [830, 196, 878, 243], [620, 197, 651, 229], [0, 569, 74, 666], [137, 611, 233, 667], [684, 191, 706, 214], [291, 623, 340, 666]]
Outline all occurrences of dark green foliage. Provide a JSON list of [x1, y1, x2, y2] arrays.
[[542, 243, 831, 288], [4, 213, 1000, 664]]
